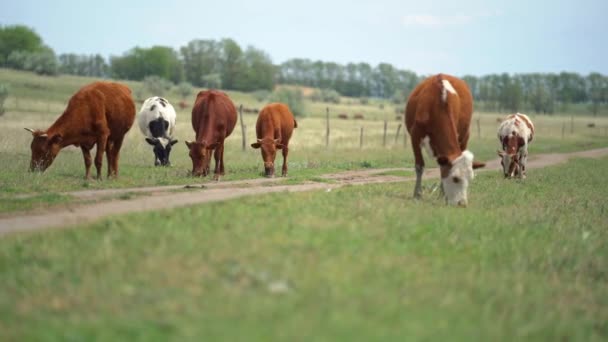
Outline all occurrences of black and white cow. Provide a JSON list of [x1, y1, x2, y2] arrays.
[[137, 97, 178, 166]]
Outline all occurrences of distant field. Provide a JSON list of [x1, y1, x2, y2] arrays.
[[1, 68, 608, 212]]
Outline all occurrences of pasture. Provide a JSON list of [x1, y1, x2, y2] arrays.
[[1, 69, 608, 340]]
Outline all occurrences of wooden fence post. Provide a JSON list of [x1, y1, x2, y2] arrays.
[[394, 123, 402, 145], [383, 120, 388, 147], [561, 122, 565, 139], [239, 105, 246, 151], [326, 107, 330, 148], [360, 127, 364, 149], [476, 118, 481, 138], [570, 116, 574, 134], [403, 129, 408, 147]]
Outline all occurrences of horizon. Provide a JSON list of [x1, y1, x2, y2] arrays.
[[1, 0, 607, 76]]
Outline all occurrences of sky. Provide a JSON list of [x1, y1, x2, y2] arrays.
[[1, 0, 607, 76]]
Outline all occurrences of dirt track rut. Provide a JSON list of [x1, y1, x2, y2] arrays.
[[1, 147, 607, 236]]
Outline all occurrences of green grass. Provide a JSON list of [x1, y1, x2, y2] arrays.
[[1, 68, 608, 213], [0, 193, 71, 213], [1, 157, 607, 341]]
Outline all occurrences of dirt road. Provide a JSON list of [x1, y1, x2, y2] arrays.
[[1, 147, 607, 236]]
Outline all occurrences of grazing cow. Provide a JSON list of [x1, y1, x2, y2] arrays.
[[25, 82, 135, 179], [497, 113, 534, 178], [137, 97, 178, 166], [405, 74, 485, 207], [185, 90, 237, 179], [251, 103, 298, 177], [338, 113, 349, 120], [354, 113, 365, 120]]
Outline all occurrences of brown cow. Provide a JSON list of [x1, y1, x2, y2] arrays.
[[337, 113, 348, 120], [405, 74, 485, 207], [25, 82, 135, 179], [250, 103, 298, 177], [353, 113, 365, 120], [185, 90, 237, 179]]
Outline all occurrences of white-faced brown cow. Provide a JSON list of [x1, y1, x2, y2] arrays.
[[405, 74, 485, 207], [497, 113, 535, 178]]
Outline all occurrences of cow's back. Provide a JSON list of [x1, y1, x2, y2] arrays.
[[191, 90, 237, 142], [66, 82, 135, 137], [256, 103, 296, 140], [405, 74, 473, 147]]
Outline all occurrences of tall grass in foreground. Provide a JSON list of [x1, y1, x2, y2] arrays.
[[0, 157, 607, 341]]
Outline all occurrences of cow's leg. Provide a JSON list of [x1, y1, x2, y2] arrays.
[[520, 150, 528, 179], [213, 144, 224, 181], [281, 145, 289, 177], [109, 135, 125, 178], [81, 146, 92, 179], [411, 133, 425, 199], [105, 140, 114, 178], [94, 132, 109, 179]]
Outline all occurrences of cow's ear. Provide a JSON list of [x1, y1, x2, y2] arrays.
[[146, 137, 158, 146], [472, 161, 486, 169], [251, 142, 261, 149], [185, 140, 193, 148], [170, 139, 179, 146], [49, 134, 62, 145], [437, 156, 450, 166]]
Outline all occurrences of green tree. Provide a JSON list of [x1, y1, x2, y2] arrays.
[[236, 46, 275, 91], [271, 88, 306, 117], [59, 53, 109, 77], [180, 39, 221, 87], [0, 25, 44, 64], [111, 46, 183, 82], [586, 73, 607, 116], [219, 39, 244, 90]]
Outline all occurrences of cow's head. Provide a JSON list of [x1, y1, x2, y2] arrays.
[[251, 138, 283, 177], [25, 128, 62, 172], [146, 137, 178, 166], [498, 134, 524, 178], [185, 140, 217, 177], [437, 150, 483, 207]]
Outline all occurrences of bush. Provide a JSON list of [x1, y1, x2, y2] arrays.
[[359, 97, 369, 105], [271, 88, 306, 117], [310, 88, 341, 104], [201, 73, 222, 89], [176, 82, 194, 99], [252, 89, 270, 102], [143, 75, 173, 97], [0, 83, 8, 116], [6, 47, 58, 75]]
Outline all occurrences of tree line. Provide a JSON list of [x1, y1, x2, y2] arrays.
[[1, 25, 607, 115]]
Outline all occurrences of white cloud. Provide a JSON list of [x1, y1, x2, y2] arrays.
[[402, 10, 501, 29], [403, 14, 472, 28]]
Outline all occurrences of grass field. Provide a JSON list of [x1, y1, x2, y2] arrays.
[[1, 69, 608, 340], [1, 157, 607, 341]]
